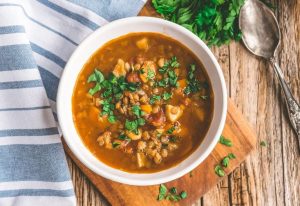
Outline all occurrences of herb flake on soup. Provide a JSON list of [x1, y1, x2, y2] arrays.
[[72, 33, 214, 173]]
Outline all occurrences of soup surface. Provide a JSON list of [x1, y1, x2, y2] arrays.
[[72, 33, 214, 173]]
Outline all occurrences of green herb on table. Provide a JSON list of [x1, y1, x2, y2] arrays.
[[152, 0, 245, 47], [221, 153, 236, 168], [260, 140, 267, 147], [157, 184, 187, 202], [214, 164, 225, 177], [189, 170, 193, 178], [219, 135, 233, 147]]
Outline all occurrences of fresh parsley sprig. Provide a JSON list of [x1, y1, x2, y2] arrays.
[[157, 184, 187, 202], [152, 0, 245, 47]]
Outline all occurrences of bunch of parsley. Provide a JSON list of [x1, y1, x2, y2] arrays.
[[152, 0, 245, 46]]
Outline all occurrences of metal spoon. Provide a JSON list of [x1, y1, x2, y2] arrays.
[[239, 0, 300, 149]]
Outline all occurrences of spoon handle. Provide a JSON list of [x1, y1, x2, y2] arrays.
[[271, 59, 300, 149]]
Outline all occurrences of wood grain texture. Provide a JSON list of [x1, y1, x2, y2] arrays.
[[66, 0, 300, 205]]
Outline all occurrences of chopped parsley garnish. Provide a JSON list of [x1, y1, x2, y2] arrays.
[[215, 153, 236, 176], [149, 94, 161, 104], [219, 135, 233, 147], [162, 92, 172, 100], [118, 134, 131, 142], [125, 118, 144, 135], [158, 56, 180, 74], [156, 78, 169, 88], [131, 105, 144, 118], [157, 184, 167, 201], [88, 83, 101, 96], [260, 140, 267, 147], [167, 126, 176, 134], [112, 141, 121, 148], [87, 69, 104, 83], [214, 165, 225, 177], [125, 119, 139, 134], [156, 57, 179, 88], [99, 98, 116, 123], [222, 157, 230, 167], [147, 68, 155, 80], [189, 171, 193, 178], [107, 115, 116, 123], [167, 70, 178, 87], [169, 136, 178, 142], [87, 69, 105, 95], [184, 64, 202, 95], [201, 95, 208, 100], [87, 69, 142, 124], [157, 184, 187, 202], [139, 68, 145, 74]]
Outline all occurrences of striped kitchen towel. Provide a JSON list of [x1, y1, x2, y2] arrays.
[[0, 0, 146, 205]]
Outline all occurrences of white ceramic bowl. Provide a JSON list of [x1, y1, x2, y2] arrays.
[[57, 17, 227, 186]]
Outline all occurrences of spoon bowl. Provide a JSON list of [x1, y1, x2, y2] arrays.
[[239, 0, 280, 59]]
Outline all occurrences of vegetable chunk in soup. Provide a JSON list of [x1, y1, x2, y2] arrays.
[[72, 33, 214, 173]]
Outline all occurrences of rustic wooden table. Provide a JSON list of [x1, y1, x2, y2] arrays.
[[66, 0, 300, 205]]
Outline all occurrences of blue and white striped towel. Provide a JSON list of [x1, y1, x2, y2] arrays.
[[0, 0, 146, 205]]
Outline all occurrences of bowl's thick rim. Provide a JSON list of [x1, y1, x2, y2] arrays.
[[57, 16, 227, 186]]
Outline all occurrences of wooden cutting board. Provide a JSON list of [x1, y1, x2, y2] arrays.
[[63, 100, 256, 206], [63, 2, 257, 205]]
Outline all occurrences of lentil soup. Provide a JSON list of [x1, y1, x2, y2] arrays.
[[72, 33, 214, 173]]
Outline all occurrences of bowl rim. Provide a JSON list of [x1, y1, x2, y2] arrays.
[[57, 16, 227, 186]]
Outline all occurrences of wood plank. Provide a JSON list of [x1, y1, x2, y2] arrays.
[[64, 99, 256, 206], [277, 0, 300, 205]]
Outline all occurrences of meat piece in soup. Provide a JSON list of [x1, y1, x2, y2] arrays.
[[72, 33, 214, 173]]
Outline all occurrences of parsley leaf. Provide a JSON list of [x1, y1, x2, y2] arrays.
[[107, 115, 116, 123], [184, 64, 201, 95], [222, 156, 230, 168], [180, 191, 187, 199], [112, 141, 121, 148], [87, 69, 104, 83], [219, 135, 233, 147], [157, 184, 167, 201], [149, 95, 161, 104], [118, 134, 131, 142], [214, 165, 225, 177], [147, 68, 155, 80], [167, 126, 176, 134], [260, 140, 267, 147], [88, 83, 101, 95], [221, 153, 236, 168], [125, 119, 139, 135], [162, 92, 172, 100], [131, 105, 144, 118], [157, 184, 187, 202]]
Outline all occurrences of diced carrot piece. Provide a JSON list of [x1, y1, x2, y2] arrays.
[[140, 104, 152, 114], [178, 79, 187, 88]]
